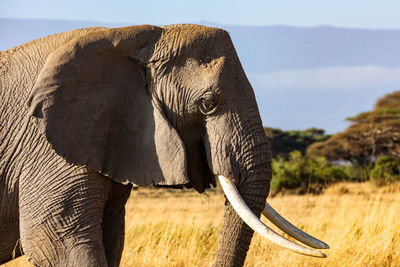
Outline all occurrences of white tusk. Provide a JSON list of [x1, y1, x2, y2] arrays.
[[217, 175, 327, 258], [262, 202, 329, 249]]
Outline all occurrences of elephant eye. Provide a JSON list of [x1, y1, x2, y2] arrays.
[[199, 94, 218, 115]]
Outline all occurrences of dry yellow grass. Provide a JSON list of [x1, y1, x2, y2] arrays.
[[3, 182, 400, 266]]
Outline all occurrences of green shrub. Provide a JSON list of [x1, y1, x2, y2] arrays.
[[271, 151, 303, 190], [306, 156, 348, 184], [271, 151, 349, 192], [343, 164, 372, 182], [370, 156, 400, 185]]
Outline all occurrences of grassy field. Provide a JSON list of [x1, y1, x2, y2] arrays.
[[3, 182, 400, 266]]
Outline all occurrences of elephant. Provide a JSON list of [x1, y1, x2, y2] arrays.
[[0, 24, 329, 266]]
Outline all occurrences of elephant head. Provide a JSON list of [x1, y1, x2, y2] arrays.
[[28, 24, 328, 266]]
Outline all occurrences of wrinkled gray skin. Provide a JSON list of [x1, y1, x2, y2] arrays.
[[0, 25, 271, 267]]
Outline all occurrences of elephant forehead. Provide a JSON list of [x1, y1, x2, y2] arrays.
[[161, 24, 228, 45], [174, 56, 225, 90], [154, 24, 232, 61]]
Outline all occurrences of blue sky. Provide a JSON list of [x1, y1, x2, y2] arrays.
[[2, 0, 400, 29]]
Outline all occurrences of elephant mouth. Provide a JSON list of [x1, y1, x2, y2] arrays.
[[185, 136, 216, 193], [217, 175, 330, 258], [155, 133, 215, 192]]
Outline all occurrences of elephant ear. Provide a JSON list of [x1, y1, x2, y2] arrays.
[[27, 26, 189, 186]]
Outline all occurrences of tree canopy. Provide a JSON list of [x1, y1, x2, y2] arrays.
[[264, 127, 330, 159], [307, 91, 400, 163]]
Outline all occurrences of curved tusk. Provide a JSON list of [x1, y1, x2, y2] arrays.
[[262, 202, 329, 249], [218, 175, 327, 258]]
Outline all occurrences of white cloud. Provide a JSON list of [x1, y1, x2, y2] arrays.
[[248, 66, 400, 92]]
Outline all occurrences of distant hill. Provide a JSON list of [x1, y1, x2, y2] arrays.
[[221, 24, 400, 73], [2, 18, 400, 133]]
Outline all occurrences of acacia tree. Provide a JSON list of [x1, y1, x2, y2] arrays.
[[307, 91, 400, 164]]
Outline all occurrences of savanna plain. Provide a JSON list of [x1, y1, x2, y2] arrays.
[[3, 182, 400, 267]]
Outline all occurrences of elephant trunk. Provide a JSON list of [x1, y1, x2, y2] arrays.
[[212, 132, 328, 265], [206, 98, 272, 266], [207, 66, 329, 264], [214, 168, 270, 266]]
